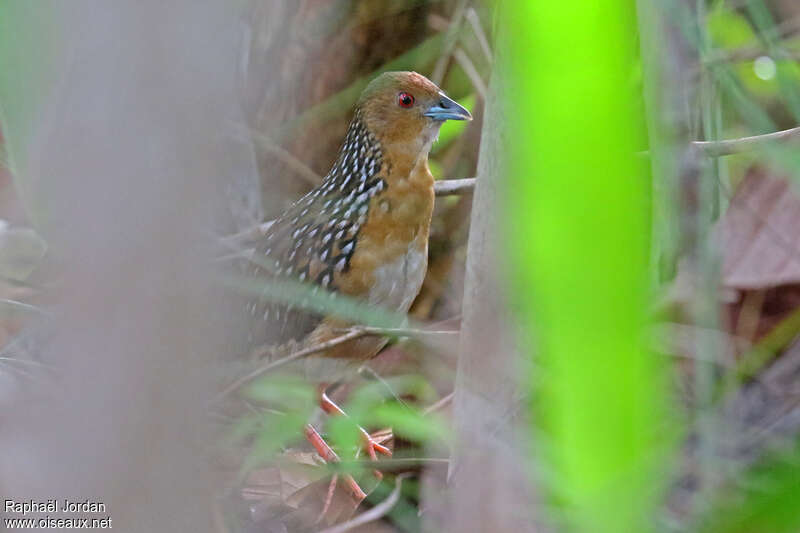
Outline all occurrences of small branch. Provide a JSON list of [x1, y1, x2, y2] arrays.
[[0, 275, 40, 290], [431, 0, 470, 85], [250, 131, 323, 186], [338, 457, 449, 471], [692, 125, 800, 157], [317, 473, 411, 533], [704, 46, 800, 66], [0, 356, 56, 371], [702, 13, 800, 67], [218, 179, 476, 246], [342, 325, 459, 340], [454, 48, 488, 100], [427, 13, 450, 32], [218, 324, 459, 401], [435, 177, 475, 196], [357, 364, 413, 409], [466, 7, 493, 65], [0, 298, 44, 316], [216, 327, 369, 400], [218, 220, 274, 245], [423, 391, 454, 415]]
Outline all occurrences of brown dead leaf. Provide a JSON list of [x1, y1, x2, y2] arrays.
[[242, 435, 394, 530], [659, 166, 800, 368], [714, 168, 800, 343], [716, 167, 800, 290]]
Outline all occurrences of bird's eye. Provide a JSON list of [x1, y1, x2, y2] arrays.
[[397, 92, 415, 108]]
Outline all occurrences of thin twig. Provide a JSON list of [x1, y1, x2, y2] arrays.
[[427, 13, 449, 33], [423, 391, 454, 415], [213, 249, 253, 262], [692, 125, 800, 157], [466, 7, 492, 65], [737, 394, 800, 454], [218, 323, 458, 403], [453, 48, 488, 100], [702, 14, 800, 66], [431, 0, 470, 85], [0, 356, 56, 371], [317, 473, 411, 533], [338, 457, 449, 471], [216, 328, 369, 400], [343, 325, 459, 340], [639, 126, 800, 159], [219, 220, 274, 245], [250, 131, 323, 186], [217, 178, 476, 246], [357, 365, 412, 410], [435, 177, 475, 196], [704, 46, 800, 66], [0, 275, 40, 289], [0, 298, 43, 316]]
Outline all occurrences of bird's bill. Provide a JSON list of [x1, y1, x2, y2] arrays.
[[424, 93, 472, 121]]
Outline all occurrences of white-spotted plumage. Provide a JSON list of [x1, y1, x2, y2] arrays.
[[247, 110, 386, 345]]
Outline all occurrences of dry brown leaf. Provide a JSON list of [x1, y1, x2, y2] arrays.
[[242, 436, 395, 530], [716, 167, 800, 290]]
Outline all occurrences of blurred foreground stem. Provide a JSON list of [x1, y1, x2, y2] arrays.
[[504, 1, 671, 531]]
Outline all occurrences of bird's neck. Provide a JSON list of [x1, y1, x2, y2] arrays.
[[323, 113, 438, 196], [316, 114, 384, 199]]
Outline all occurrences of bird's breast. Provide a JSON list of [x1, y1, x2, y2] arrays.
[[365, 235, 428, 313], [336, 161, 435, 304]]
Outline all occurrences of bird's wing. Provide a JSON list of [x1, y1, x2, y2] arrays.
[[244, 113, 386, 352], [244, 176, 381, 349]]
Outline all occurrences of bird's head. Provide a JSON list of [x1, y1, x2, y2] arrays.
[[356, 71, 472, 159]]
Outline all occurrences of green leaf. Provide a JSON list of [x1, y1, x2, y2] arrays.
[[224, 272, 407, 330], [245, 375, 315, 414], [697, 440, 800, 533], [707, 8, 755, 48], [242, 411, 310, 473], [503, 1, 672, 531], [370, 403, 449, 443]]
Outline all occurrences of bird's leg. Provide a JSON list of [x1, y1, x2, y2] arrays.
[[318, 386, 392, 461], [303, 424, 366, 503], [316, 474, 338, 524]]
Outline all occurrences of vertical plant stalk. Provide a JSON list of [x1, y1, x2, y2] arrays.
[[505, 1, 669, 532], [0, 3, 246, 531], [444, 42, 538, 533], [637, 0, 703, 284], [693, 0, 726, 511]]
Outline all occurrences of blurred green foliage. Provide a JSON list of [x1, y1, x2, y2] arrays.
[[697, 438, 800, 533], [0, 0, 59, 226], [503, 1, 670, 532]]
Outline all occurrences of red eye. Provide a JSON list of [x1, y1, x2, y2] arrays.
[[397, 92, 415, 108]]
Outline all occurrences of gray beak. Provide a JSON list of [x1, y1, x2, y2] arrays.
[[424, 93, 473, 121]]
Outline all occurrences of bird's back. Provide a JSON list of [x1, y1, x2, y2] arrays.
[[245, 111, 387, 348], [243, 71, 458, 379]]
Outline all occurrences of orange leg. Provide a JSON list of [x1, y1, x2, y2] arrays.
[[317, 473, 339, 523], [319, 387, 392, 461], [302, 385, 392, 515], [304, 424, 366, 502]]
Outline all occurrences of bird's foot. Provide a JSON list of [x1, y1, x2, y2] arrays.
[[319, 388, 392, 476], [316, 474, 339, 524], [357, 427, 392, 480], [304, 424, 366, 504], [360, 427, 392, 459]]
